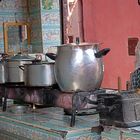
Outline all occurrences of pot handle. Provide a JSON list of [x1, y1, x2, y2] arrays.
[[45, 53, 57, 60], [95, 48, 110, 58], [19, 65, 24, 71], [0, 53, 9, 60]]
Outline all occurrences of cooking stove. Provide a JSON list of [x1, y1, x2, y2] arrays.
[[0, 83, 140, 128], [0, 83, 104, 126], [1, 83, 60, 110], [64, 89, 140, 127]]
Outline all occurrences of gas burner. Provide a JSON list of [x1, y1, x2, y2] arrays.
[[70, 89, 106, 127]]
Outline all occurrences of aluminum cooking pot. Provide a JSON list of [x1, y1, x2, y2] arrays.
[[46, 43, 110, 92], [0, 61, 6, 83], [5, 53, 35, 83], [19, 61, 56, 87], [0, 53, 9, 83]]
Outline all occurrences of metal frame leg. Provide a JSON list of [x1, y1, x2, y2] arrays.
[[70, 109, 76, 127], [2, 87, 7, 111]]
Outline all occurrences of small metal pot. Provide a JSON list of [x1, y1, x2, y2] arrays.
[[5, 53, 34, 83], [20, 62, 56, 87], [8, 105, 29, 114]]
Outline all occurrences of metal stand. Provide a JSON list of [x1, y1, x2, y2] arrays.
[[70, 89, 105, 127]]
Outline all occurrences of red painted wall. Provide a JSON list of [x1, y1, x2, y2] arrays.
[[83, 0, 140, 89]]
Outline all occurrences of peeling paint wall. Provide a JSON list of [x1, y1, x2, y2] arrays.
[[83, 0, 140, 89]]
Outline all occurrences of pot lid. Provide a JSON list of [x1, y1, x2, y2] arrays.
[[57, 42, 100, 48], [9, 53, 35, 61]]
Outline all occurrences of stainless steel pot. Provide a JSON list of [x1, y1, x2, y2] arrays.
[[5, 53, 34, 83], [46, 43, 110, 92], [0, 62, 6, 83], [20, 62, 56, 87], [0, 54, 9, 83]]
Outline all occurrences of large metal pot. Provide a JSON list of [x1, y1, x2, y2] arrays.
[[46, 43, 110, 92], [20, 62, 56, 87], [5, 53, 34, 83]]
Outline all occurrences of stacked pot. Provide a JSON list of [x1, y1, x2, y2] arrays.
[[0, 53, 56, 87], [5, 53, 34, 83], [20, 61, 56, 87]]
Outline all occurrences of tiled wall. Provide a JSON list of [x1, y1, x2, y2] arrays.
[[29, 0, 43, 53], [41, 0, 61, 53], [26, 0, 61, 53], [0, 0, 61, 54], [0, 0, 27, 53]]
